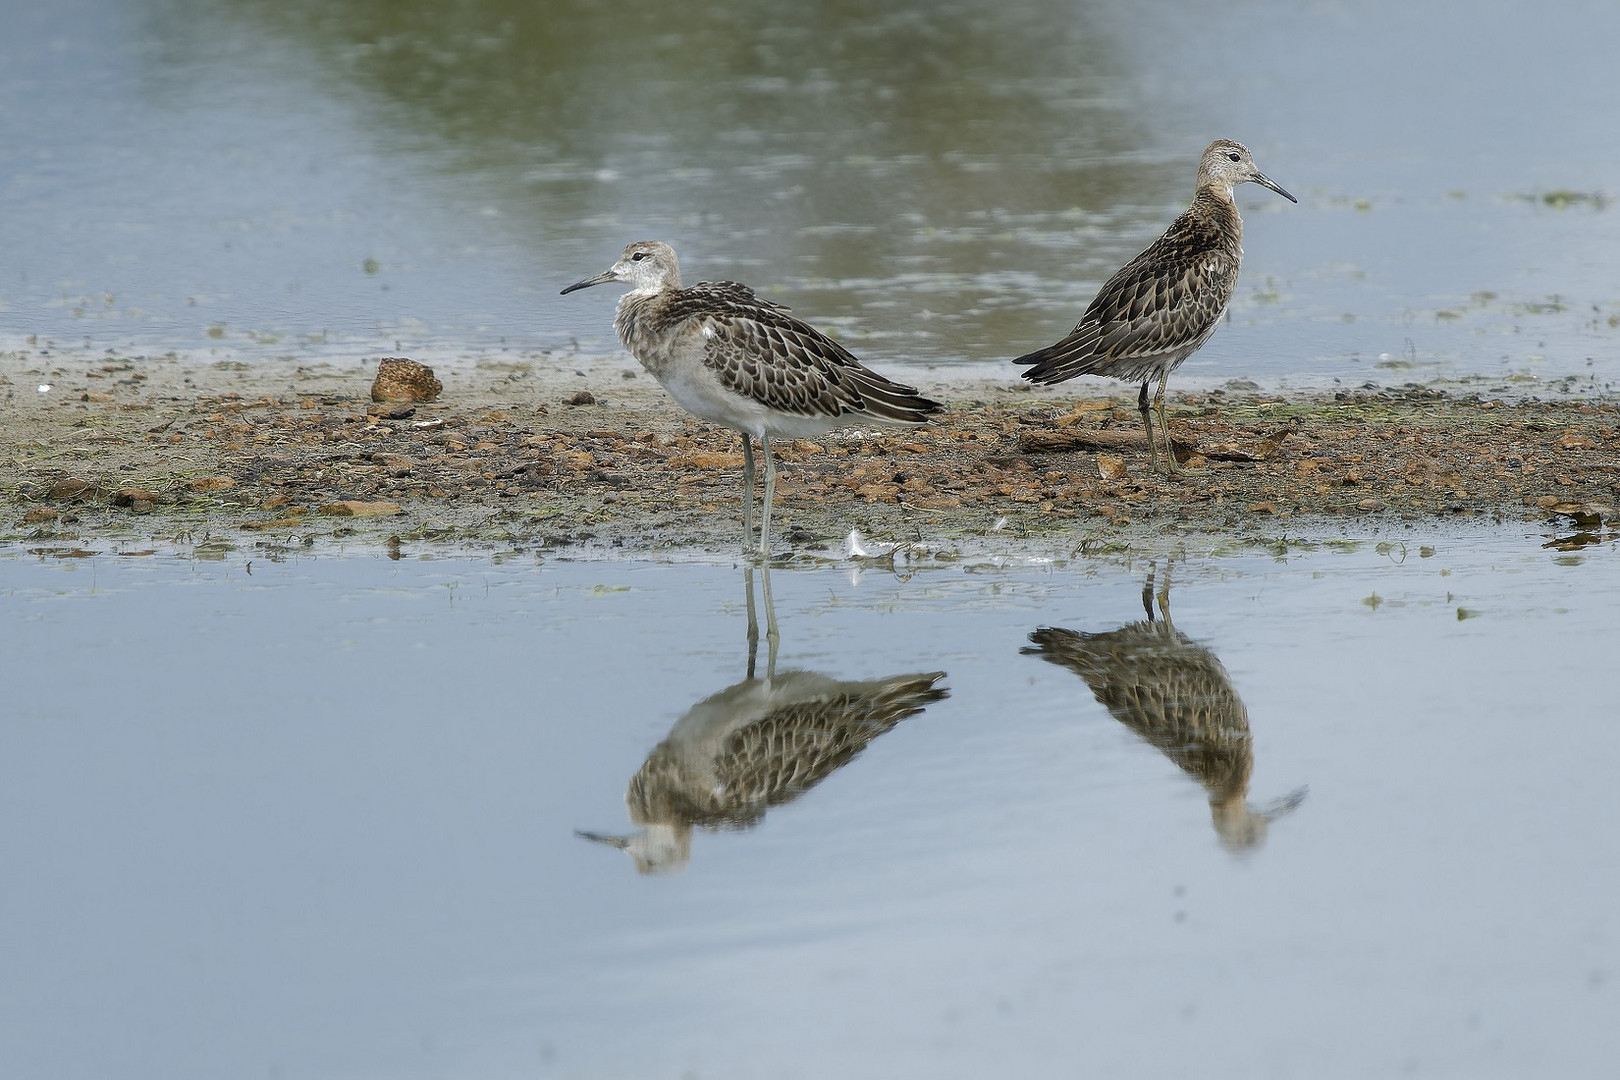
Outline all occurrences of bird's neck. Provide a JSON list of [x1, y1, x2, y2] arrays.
[[1192, 187, 1243, 244], [1195, 180, 1239, 207], [613, 290, 677, 373], [613, 290, 654, 341]]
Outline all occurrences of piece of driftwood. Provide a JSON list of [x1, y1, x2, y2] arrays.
[[1020, 425, 1297, 462], [1019, 428, 1197, 455]]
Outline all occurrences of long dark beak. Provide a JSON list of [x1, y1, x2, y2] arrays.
[[560, 269, 617, 296], [1260, 786, 1309, 820], [1252, 172, 1298, 204]]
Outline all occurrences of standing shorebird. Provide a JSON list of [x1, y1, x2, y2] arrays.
[[562, 241, 942, 556], [1012, 140, 1296, 473], [1021, 566, 1306, 851]]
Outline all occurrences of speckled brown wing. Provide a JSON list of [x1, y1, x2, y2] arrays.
[[625, 672, 947, 830], [668, 281, 940, 424], [1023, 624, 1252, 800], [1015, 200, 1241, 385], [705, 673, 947, 826], [705, 697, 896, 827]]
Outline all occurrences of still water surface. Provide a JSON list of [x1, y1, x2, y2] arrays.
[[3, 532, 1616, 1078], [4, 0, 1620, 391]]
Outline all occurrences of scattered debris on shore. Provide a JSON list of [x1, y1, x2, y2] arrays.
[[3, 351, 1616, 558]]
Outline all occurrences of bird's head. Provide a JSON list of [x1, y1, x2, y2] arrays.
[[1199, 140, 1297, 204], [561, 240, 681, 296], [575, 824, 693, 874], [1212, 785, 1309, 853]]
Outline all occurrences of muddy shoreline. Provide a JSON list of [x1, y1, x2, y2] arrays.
[[3, 347, 1617, 560]]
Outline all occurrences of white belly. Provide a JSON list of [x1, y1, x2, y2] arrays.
[[657, 364, 849, 440]]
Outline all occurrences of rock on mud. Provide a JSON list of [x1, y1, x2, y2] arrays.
[[112, 487, 165, 511], [188, 476, 237, 491], [45, 478, 106, 502], [371, 358, 442, 403]]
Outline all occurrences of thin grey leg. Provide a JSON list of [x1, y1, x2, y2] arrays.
[[758, 434, 778, 560], [1137, 381, 1158, 473], [1157, 560, 1174, 629], [741, 435, 757, 550], [744, 565, 760, 679], [759, 561, 780, 679], [1153, 372, 1178, 474]]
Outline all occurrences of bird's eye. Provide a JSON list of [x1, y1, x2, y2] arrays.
[[630, 252, 648, 261], [1227, 152, 1241, 162]]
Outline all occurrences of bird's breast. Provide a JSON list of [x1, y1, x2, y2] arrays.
[[613, 295, 672, 373]]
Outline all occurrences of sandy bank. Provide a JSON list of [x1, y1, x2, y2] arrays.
[[2, 345, 1616, 561]]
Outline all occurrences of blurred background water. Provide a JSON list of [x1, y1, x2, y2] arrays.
[[3, 0, 1620, 392], [3, 535, 1618, 1079]]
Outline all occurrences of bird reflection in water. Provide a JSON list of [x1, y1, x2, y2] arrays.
[[578, 566, 948, 874], [1022, 565, 1306, 852]]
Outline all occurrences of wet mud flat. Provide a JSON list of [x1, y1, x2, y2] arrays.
[[2, 349, 1617, 558]]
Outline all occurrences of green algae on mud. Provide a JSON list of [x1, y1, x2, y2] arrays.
[[2, 349, 1617, 560]]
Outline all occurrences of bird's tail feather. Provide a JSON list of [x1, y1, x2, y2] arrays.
[[848, 369, 943, 424], [1013, 337, 1110, 385]]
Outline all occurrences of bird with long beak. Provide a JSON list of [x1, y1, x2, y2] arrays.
[[563, 241, 941, 557], [1013, 139, 1296, 473]]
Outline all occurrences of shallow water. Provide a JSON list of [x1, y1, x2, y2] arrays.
[[3, 0, 1619, 393], [3, 530, 1617, 1078]]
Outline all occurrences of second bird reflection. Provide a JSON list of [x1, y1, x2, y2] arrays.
[[1023, 566, 1306, 852], [579, 566, 948, 874]]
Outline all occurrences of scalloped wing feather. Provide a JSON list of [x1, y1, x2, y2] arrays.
[[661, 282, 936, 423]]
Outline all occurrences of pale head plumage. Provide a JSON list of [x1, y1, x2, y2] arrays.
[[1196, 139, 1297, 204], [575, 825, 690, 875], [560, 239, 682, 296]]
